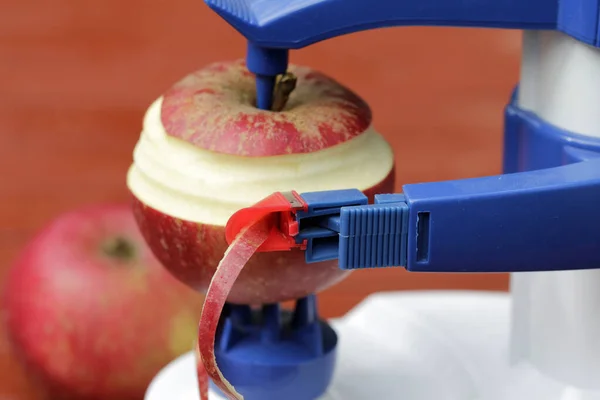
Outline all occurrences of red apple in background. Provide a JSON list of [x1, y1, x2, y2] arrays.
[[3, 204, 203, 400], [127, 60, 395, 305]]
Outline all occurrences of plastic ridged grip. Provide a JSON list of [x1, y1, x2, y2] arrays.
[[339, 203, 409, 269]]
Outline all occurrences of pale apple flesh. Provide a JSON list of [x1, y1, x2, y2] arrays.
[[3, 204, 202, 400]]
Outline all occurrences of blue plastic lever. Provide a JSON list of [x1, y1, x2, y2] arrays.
[[293, 190, 410, 268], [205, 0, 557, 49], [295, 189, 368, 264], [291, 159, 600, 272], [401, 158, 600, 273]]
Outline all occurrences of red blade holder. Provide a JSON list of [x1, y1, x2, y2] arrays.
[[226, 189, 372, 258], [225, 190, 307, 252]]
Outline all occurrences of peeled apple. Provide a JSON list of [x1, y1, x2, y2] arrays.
[[128, 59, 396, 399], [127, 59, 395, 305]]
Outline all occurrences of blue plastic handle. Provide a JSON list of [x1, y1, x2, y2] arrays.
[[329, 157, 600, 272], [205, 0, 557, 48], [400, 157, 600, 273], [291, 156, 600, 272]]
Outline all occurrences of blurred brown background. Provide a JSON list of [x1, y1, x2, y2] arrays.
[[0, 0, 517, 397]]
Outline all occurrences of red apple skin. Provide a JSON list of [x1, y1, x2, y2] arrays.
[[3, 204, 203, 400], [160, 59, 372, 156], [131, 171, 395, 305]]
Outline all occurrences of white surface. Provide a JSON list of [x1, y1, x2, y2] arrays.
[[144, 291, 600, 400], [512, 30, 600, 391]]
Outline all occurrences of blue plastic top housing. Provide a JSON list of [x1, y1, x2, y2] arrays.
[[206, 0, 553, 48], [206, 0, 600, 49]]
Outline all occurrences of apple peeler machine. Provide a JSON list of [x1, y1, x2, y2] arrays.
[[146, 1, 600, 399]]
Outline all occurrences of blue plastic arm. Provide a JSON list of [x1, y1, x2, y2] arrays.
[[393, 159, 600, 273], [296, 159, 600, 273], [205, 0, 557, 48]]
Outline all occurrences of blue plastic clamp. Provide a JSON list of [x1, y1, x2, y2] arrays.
[[292, 189, 410, 269], [213, 296, 337, 400], [294, 189, 368, 263]]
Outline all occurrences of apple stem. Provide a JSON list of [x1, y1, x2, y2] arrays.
[[101, 237, 136, 261], [270, 72, 297, 112]]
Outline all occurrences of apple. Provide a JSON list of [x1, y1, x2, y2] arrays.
[[3, 204, 203, 400], [127, 59, 395, 305]]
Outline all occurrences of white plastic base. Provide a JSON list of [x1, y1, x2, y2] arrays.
[[145, 291, 600, 400]]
